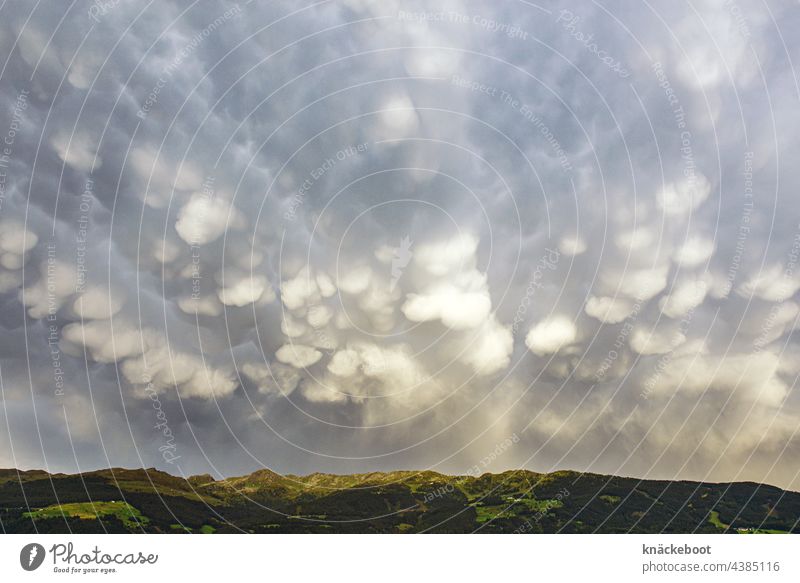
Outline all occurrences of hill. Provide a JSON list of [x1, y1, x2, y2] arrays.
[[1, 467, 797, 533]]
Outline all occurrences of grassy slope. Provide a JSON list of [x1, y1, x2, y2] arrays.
[[1, 467, 798, 534]]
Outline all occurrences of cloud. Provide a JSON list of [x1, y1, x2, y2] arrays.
[[558, 234, 587, 256], [71, 287, 126, 320], [337, 266, 372, 295], [460, 317, 513, 375], [672, 236, 715, 267], [401, 235, 495, 330], [737, 264, 800, 302], [275, 344, 323, 368], [281, 269, 323, 310], [585, 296, 636, 324], [327, 349, 361, 377], [175, 193, 243, 246], [1, 0, 799, 489], [20, 260, 78, 319], [50, 131, 101, 172], [178, 295, 223, 317], [630, 327, 687, 355], [648, 352, 788, 407], [601, 265, 670, 301], [525, 316, 578, 356], [60, 320, 144, 364], [402, 282, 491, 329], [217, 274, 274, 307], [659, 275, 710, 318], [242, 362, 301, 396], [656, 174, 711, 217]]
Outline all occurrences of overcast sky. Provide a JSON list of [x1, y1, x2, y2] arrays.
[[1, 0, 799, 489]]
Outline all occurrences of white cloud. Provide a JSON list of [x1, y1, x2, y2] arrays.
[[615, 226, 656, 252], [20, 260, 78, 319], [60, 320, 144, 363], [50, 131, 101, 172], [402, 283, 491, 329], [585, 296, 636, 324], [657, 174, 711, 217], [0, 222, 38, 257], [178, 295, 223, 317], [525, 316, 577, 356], [307, 304, 333, 328], [377, 93, 419, 135], [280, 315, 307, 338], [242, 362, 300, 396], [275, 344, 323, 368], [217, 274, 274, 307], [630, 327, 686, 355], [327, 349, 361, 377], [737, 264, 800, 302], [129, 148, 204, 208], [401, 235, 494, 330], [71, 286, 125, 320], [414, 234, 478, 277], [558, 234, 587, 256], [460, 317, 513, 375], [659, 275, 710, 318], [337, 265, 372, 294], [648, 352, 787, 407], [316, 272, 337, 297], [602, 264, 670, 301], [281, 269, 321, 310], [175, 193, 243, 246], [673, 236, 715, 267]]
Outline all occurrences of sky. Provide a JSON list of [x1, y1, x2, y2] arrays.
[[1, 0, 799, 490]]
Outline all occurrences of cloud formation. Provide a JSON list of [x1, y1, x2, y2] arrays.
[[0, 0, 799, 491]]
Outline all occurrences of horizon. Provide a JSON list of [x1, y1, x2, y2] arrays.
[[4, 464, 797, 495]]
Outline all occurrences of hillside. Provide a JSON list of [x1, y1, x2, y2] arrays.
[[1, 467, 797, 534]]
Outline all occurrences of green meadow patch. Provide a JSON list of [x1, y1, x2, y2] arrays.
[[24, 501, 148, 529]]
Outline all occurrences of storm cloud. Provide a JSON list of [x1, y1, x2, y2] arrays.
[[1, 0, 799, 490]]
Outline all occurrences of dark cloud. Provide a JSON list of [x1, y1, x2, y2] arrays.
[[0, 0, 799, 490]]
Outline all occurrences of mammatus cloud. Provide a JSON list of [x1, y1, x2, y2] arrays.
[[0, 0, 798, 492], [525, 316, 578, 356]]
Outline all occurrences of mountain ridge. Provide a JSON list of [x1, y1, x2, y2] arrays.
[[1, 466, 798, 533]]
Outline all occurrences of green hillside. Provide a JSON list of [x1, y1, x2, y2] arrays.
[[1, 467, 797, 534]]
